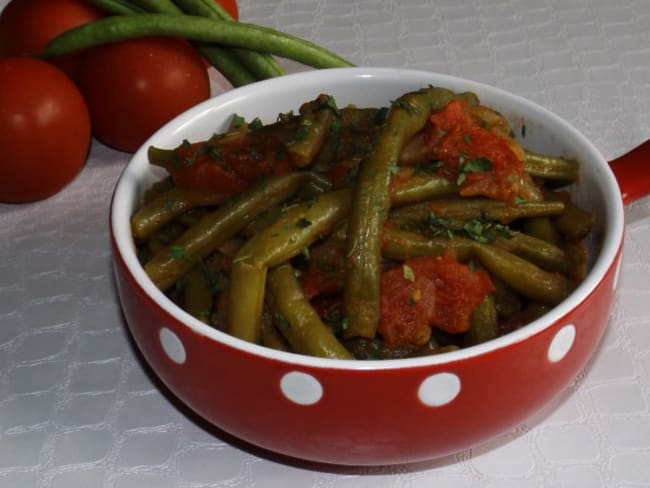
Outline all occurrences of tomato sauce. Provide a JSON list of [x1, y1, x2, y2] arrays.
[[169, 126, 296, 195]]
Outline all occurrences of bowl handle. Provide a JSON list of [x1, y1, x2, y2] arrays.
[[609, 140, 650, 205]]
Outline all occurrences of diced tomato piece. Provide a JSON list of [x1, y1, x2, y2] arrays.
[[379, 266, 437, 347], [378, 255, 494, 347], [418, 255, 494, 334], [429, 100, 526, 202], [430, 98, 469, 130]]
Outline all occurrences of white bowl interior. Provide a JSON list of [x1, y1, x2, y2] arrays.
[[111, 67, 624, 370]]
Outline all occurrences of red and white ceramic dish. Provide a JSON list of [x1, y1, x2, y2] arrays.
[[110, 67, 649, 466]]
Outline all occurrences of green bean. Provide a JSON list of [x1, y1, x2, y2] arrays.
[[132, 0, 182, 14], [145, 221, 187, 255], [182, 265, 213, 323], [260, 308, 290, 352], [131, 187, 226, 241], [197, 45, 258, 86], [121, 0, 260, 85], [176, 207, 212, 226], [465, 295, 499, 346], [455, 91, 481, 106], [493, 231, 573, 273], [241, 173, 332, 238], [343, 86, 456, 339], [286, 95, 337, 167], [552, 198, 593, 240], [563, 239, 589, 282], [226, 259, 268, 343], [524, 150, 579, 183], [173, 0, 286, 79], [491, 277, 523, 320], [381, 228, 474, 262], [389, 168, 458, 206], [227, 189, 350, 342], [240, 205, 284, 238], [142, 175, 175, 202], [522, 217, 559, 244], [44, 14, 354, 70], [147, 145, 179, 168], [267, 263, 353, 359], [239, 189, 350, 267], [89, 0, 145, 15], [144, 172, 310, 290], [90, 0, 256, 85], [472, 243, 575, 305], [391, 198, 565, 224], [174, 0, 225, 18]]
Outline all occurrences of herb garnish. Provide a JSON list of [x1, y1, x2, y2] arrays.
[[402, 264, 416, 282], [169, 245, 188, 260], [229, 114, 246, 130], [427, 212, 513, 243], [457, 157, 492, 185]]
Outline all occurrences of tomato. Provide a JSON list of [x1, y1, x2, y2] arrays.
[[76, 36, 211, 153], [379, 264, 438, 347], [378, 255, 494, 347], [0, 0, 104, 78], [0, 57, 91, 203], [215, 0, 238, 20], [429, 99, 527, 202]]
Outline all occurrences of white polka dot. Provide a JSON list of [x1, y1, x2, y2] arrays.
[[613, 257, 622, 290], [280, 371, 323, 405], [418, 373, 461, 407], [548, 324, 576, 363], [159, 327, 186, 364]]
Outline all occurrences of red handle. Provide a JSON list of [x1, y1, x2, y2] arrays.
[[609, 140, 650, 205]]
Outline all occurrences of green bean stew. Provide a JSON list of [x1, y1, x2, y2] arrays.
[[132, 87, 592, 360]]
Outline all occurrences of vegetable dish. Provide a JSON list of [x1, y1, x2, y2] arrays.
[[132, 86, 592, 360]]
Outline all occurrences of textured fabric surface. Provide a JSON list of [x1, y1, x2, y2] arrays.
[[1, 0, 649, 486]]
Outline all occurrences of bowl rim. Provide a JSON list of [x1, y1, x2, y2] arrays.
[[110, 66, 625, 371]]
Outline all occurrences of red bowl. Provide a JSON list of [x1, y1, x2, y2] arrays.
[[110, 67, 645, 466]]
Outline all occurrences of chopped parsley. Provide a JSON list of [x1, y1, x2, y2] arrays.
[[229, 114, 246, 130], [169, 245, 188, 261], [428, 212, 513, 243], [319, 94, 340, 115], [248, 117, 263, 131], [402, 264, 416, 282], [457, 157, 492, 185], [412, 161, 444, 176], [427, 213, 455, 239], [340, 317, 350, 331], [387, 164, 401, 175], [201, 143, 225, 162], [287, 124, 309, 146], [514, 195, 528, 204]]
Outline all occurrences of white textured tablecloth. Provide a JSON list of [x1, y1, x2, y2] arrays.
[[1, 0, 649, 486]]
